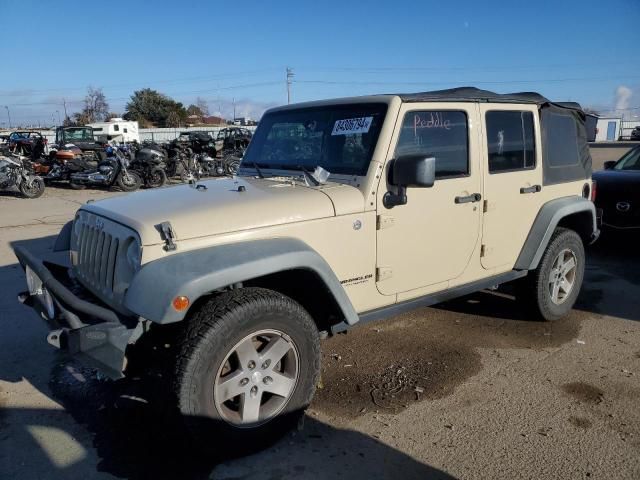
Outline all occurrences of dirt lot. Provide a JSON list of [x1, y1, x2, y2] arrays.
[[0, 184, 639, 480]]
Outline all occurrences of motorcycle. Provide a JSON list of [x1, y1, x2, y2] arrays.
[[69, 146, 142, 192], [127, 144, 168, 188], [0, 150, 46, 198]]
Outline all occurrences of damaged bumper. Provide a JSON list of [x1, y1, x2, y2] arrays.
[[13, 245, 139, 379]]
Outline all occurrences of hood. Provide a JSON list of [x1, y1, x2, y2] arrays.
[[593, 169, 640, 196], [82, 177, 365, 245]]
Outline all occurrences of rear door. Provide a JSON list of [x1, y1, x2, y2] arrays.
[[479, 105, 544, 269]]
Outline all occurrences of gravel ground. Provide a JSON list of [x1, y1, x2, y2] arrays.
[[0, 185, 639, 480]]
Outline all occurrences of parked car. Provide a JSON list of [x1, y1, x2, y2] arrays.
[[630, 127, 640, 140], [593, 145, 640, 230], [13, 87, 598, 452]]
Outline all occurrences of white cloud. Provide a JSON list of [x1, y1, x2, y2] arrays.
[[614, 85, 632, 111]]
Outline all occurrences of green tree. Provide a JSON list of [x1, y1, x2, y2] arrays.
[[124, 88, 187, 127]]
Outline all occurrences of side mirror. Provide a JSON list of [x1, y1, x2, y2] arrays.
[[383, 155, 435, 209], [603, 160, 616, 170]]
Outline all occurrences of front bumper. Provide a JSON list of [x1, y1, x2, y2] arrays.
[[13, 245, 139, 379]]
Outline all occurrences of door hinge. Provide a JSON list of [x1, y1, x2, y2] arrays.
[[480, 244, 493, 257], [377, 215, 395, 230], [376, 267, 393, 281]]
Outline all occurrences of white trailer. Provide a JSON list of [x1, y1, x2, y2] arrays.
[[89, 118, 140, 143]]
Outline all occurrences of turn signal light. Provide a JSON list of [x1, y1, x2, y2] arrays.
[[172, 296, 190, 311], [590, 181, 597, 202]]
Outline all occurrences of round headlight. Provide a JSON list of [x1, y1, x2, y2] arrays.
[[126, 241, 141, 270]]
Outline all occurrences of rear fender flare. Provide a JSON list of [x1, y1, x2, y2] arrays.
[[514, 196, 598, 271]]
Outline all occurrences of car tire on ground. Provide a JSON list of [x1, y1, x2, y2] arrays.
[[173, 288, 320, 454], [518, 227, 585, 321]]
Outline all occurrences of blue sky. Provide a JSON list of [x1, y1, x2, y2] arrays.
[[0, 0, 638, 126]]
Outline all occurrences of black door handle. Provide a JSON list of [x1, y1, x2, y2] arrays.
[[520, 185, 542, 194], [455, 193, 482, 204]]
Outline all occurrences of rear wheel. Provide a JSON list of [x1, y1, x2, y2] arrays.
[[19, 177, 45, 198], [518, 227, 585, 321], [173, 288, 320, 454]]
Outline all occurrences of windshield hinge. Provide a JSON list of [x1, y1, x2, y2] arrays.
[[159, 221, 177, 251]]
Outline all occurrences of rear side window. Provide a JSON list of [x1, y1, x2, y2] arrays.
[[545, 113, 579, 167], [395, 111, 469, 179], [486, 111, 536, 173]]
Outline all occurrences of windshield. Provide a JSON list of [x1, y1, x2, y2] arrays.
[[242, 103, 387, 176], [64, 128, 94, 141], [614, 147, 640, 171]]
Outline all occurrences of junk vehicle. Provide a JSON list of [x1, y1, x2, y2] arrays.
[[7, 131, 46, 157], [0, 149, 45, 198], [67, 143, 141, 191], [52, 126, 106, 162], [126, 144, 168, 188], [13, 87, 598, 452]]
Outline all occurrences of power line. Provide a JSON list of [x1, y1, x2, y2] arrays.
[[294, 74, 640, 87], [0, 68, 283, 97]]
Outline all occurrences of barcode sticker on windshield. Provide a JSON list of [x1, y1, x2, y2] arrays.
[[331, 116, 373, 136]]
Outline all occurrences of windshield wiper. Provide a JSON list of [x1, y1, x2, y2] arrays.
[[295, 165, 320, 186], [251, 161, 265, 178]]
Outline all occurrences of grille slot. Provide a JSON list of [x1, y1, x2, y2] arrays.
[[75, 221, 121, 294]]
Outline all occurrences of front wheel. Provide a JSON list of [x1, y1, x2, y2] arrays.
[[19, 177, 45, 199], [146, 167, 167, 188], [517, 227, 585, 321], [173, 288, 320, 454], [116, 170, 142, 192]]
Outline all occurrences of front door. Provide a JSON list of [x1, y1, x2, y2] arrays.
[[479, 105, 543, 270], [376, 103, 482, 296], [606, 121, 616, 141]]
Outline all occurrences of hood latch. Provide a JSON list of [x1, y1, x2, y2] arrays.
[[159, 221, 177, 251]]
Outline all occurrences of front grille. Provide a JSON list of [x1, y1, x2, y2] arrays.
[[71, 211, 139, 311], [75, 221, 120, 294]]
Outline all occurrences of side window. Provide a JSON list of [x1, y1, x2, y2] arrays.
[[113, 124, 119, 132], [395, 111, 469, 179], [486, 111, 536, 173], [123, 128, 128, 133]]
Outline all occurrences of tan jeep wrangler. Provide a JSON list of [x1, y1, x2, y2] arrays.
[[14, 87, 598, 448]]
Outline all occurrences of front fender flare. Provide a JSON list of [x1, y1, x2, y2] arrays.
[[124, 238, 359, 325]]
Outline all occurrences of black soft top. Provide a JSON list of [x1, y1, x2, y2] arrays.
[[394, 87, 590, 185], [395, 87, 583, 112]]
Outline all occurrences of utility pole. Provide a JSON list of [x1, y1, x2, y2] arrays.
[[4, 106, 11, 128], [232, 98, 236, 123], [286, 67, 294, 104], [56, 110, 61, 125], [63, 99, 68, 122]]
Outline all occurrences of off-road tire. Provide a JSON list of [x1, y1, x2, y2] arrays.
[[173, 288, 321, 454], [518, 227, 585, 321], [19, 177, 45, 199]]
